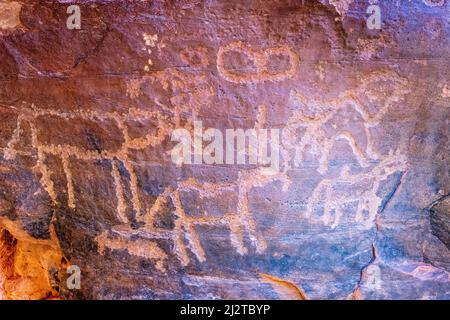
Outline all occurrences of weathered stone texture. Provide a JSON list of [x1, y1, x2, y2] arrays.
[[0, 0, 449, 299]]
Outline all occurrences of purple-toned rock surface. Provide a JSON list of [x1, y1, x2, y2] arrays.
[[0, 0, 449, 300]]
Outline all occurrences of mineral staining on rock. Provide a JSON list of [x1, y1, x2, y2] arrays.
[[327, 0, 355, 16], [0, 0, 449, 300]]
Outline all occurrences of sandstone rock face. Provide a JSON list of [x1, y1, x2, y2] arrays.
[[0, 0, 449, 300]]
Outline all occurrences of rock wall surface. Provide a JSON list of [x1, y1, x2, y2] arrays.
[[0, 0, 449, 299]]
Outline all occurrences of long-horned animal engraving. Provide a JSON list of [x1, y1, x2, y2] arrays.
[[96, 169, 289, 268], [304, 151, 407, 228]]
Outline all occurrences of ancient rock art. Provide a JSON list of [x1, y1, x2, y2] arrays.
[[0, 1, 22, 31], [389, 261, 450, 282], [278, 70, 411, 228], [0, 17, 428, 290], [98, 184, 223, 268], [0, 217, 66, 300], [142, 33, 158, 72], [126, 33, 161, 97], [327, 0, 355, 16], [97, 230, 168, 272], [126, 33, 158, 99], [0, 67, 411, 271], [423, 0, 446, 7], [94, 42, 251, 269], [217, 41, 300, 83], [180, 45, 209, 68], [1, 104, 169, 223], [259, 273, 308, 300]]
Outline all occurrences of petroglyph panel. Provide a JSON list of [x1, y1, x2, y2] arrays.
[[217, 41, 300, 83], [0, 0, 449, 300]]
